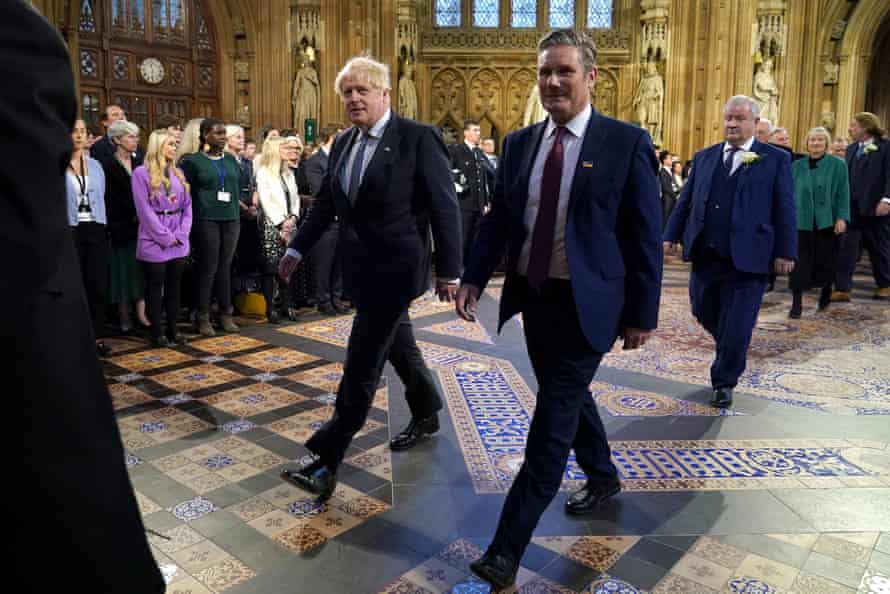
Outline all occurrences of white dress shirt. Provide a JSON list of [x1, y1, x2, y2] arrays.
[[340, 108, 392, 195], [722, 136, 756, 176], [518, 104, 592, 280]]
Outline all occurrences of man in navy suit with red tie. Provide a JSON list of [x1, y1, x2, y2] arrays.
[[456, 30, 663, 591], [664, 95, 797, 409]]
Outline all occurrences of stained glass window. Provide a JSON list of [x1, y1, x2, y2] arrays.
[[548, 0, 574, 28], [112, 0, 146, 37], [79, 0, 97, 33], [511, 0, 536, 28], [82, 94, 100, 130], [587, 0, 613, 28], [153, 0, 186, 43], [435, 0, 461, 27], [473, 0, 498, 27]]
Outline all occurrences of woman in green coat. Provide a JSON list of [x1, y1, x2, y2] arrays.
[[789, 126, 850, 318]]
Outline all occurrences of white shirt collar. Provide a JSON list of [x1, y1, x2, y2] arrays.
[[321, 145, 330, 156], [723, 136, 755, 154], [365, 109, 391, 139], [862, 137, 875, 147], [465, 140, 477, 151], [544, 104, 592, 140]]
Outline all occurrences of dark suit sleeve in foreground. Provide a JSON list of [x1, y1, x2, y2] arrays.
[[771, 149, 797, 261], [461, 133, 513, 290], [419, 127, 463, 279], [618, 131, 663, 330]]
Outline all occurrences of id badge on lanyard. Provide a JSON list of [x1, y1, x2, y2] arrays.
[[213, 157, 230, 202]]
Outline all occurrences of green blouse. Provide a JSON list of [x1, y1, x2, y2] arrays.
[[179, 152, 241, 221], [790, 153, 850, 231]]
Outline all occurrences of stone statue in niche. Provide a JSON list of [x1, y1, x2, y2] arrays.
[[752, 58, 780, 123], [523, 85, 546, 126], [821, 112, 836, 132], [291, 46, 320, 140], [823, 61, 839, 85], [398, 61, 418, 120], [633, 61, 664, 146]]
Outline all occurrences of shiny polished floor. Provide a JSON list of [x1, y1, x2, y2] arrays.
[[104, 260, 890, 594]]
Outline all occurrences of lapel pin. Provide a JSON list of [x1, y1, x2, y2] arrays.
[[384, 146, 392, 152], [582, 161, 593, 168]]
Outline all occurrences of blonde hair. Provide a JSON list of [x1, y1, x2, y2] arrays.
[[805, 127, 832, 149], [334, 55, 391, 96], [853, 112, 886, 138], [258, 136, 288, 177], [176, 118, 204, 161], [145, 130, 188, 196]]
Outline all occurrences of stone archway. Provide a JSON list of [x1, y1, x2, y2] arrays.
[[836, 0, 890, 131], [864, 15, 890, 127]]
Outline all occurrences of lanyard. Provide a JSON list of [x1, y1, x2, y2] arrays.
[[69, 155, 87, 198], [280, 173, 294, 217], [205, 153, 226, 190]]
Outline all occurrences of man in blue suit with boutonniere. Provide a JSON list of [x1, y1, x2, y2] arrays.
[[664, 95, 797, 409]]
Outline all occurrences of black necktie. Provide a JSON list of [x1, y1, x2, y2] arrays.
[[724, 146, 741, 173]]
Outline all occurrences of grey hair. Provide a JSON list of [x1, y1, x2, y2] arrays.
[[225, 124, 244, 139], [805, 126, 832, 147], [770, 127, 789, 138], [537, 29, 597, 73], [758, 117, 775, 135], [108, 119, 139, 139], [724, 95, 760, 119]]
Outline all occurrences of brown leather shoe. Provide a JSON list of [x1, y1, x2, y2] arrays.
[[830, 290, 851, 303]]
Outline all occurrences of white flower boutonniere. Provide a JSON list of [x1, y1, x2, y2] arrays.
[[740, 151, 762, 166], [864, 144, 879, 155]]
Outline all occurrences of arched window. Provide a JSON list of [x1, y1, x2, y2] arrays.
[[77, 0, 218, 142], [587, 0, 613, 28], [511, 0, 535, 28], [434, 0, 461, 27], [473, 0, 498, 27]]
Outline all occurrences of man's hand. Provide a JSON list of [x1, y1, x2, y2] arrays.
[[278, 253, 301, 281], [456, 283, 480, 322], [774, 257, 795, 274], [834, 218, 847, 234], [436, 279, 459, 303], [620, 327, 652, 350], [663, 241, 678, 256], [876, 201, 890, 217]]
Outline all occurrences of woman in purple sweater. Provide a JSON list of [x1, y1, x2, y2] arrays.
[[132, 130, 193, 346]]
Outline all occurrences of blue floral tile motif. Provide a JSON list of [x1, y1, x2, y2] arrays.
[[184, 372, 209, 382], [169, 496, 217, 522], [221, 419, 256, 434], [139, 421, 168, 434], [252, 372, 279, 382], [316, 393, 337, 405], [125, 452, 143, 466], [310, 421, 325, 431], [200, 355, 225, 364], [287, 497, 327, 518], [728, 577, 778, 594], [450, 581, 489, 594], [116, 372, 143, 383], [160, 393, 194, 405], [139, 354, 163, 364], [203, 454, 235, 470], [239, 393, 267, 405], [586, 577, 641, 594]]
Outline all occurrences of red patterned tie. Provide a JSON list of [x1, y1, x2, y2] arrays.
[[527, 126, 567, 288]]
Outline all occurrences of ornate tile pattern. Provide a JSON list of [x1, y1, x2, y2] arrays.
[[602, 286, 890, 415], [233, 347, 320, 372], [287, 362, 344, 391], [266, 402, 385, 444], [202, 383, 306, 417], [151, 364, 244, 393], [117, 408, 213, 449], [109, 383, 154, 410], [151, 437, 284, 491], [189, 335, 269, 355], [422, 319, 494, 345], [110, 348, 194, 372], [591, 382, 744, 417]]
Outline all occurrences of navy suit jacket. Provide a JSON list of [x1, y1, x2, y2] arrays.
[[664, 139, 797, 274], [302, 148, 329, 197], [845, 137, 890, 217], [462, 108, 663, 353], [289, 112, 462, 309]]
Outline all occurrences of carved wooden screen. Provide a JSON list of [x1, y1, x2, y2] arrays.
[[77, 0, 218, 143]]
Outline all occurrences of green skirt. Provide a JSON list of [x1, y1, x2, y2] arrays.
[[108, 240, 143, 303]]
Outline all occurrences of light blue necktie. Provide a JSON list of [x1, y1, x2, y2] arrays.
[[855, 143, 865, 159], [347, 132, 369, 204]]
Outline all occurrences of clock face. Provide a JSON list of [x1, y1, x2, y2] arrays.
[[139, 58, 165, 84]]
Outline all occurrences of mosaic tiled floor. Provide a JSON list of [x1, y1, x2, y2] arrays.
[[103, 335, 394, 592], [602, 286, 890, 416], [379, 532, 890, 594]]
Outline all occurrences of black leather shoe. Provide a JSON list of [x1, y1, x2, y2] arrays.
[[150, 335, 170, 348], [788, 304, 802, 319], [470, 552, 518, 591], [711, 388, 733, 408], [167, 332, 187, 346], [267, 310, 281, 324], [280, 460, 337, 501], [96, 342, 113, 358], [317, 303, 338, 316], [565, 480, 621, 516], [389, 414, 440, 451], [333, 299, 354, 314], [818, 287, 832, 311]]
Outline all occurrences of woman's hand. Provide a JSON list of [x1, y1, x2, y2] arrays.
[[834, 219, 847, 235]]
